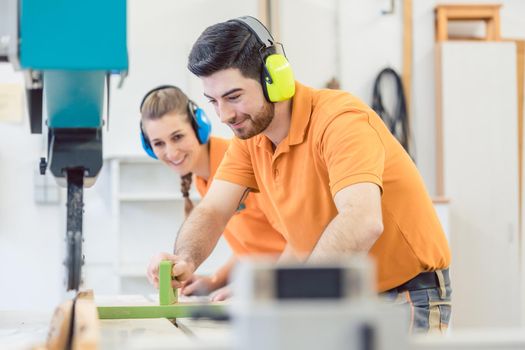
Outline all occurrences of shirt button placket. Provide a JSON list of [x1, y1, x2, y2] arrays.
[[272, 156, 280, 184]]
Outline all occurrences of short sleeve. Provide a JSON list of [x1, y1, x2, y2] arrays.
[[214, 137, 259, 191], [318, 110, 385, 197]]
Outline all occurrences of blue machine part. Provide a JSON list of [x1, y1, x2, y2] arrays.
[[45, 71, 105, 128], [19, 0, 128, 70], [19, 0, 128, 129]]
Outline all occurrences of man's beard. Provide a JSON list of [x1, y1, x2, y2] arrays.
[[231, 102, 275, 140]]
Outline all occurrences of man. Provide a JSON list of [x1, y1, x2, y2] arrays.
[[147, 16, 451, 333]]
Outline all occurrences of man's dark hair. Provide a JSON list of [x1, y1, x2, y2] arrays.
[[188, 20, 275, 81]]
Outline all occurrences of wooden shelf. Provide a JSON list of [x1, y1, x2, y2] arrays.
[[432, 196, 450, 204], [435, 4, 502, 42]]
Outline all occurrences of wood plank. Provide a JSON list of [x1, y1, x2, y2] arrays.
[[432, 196, 450, 204], [72, 297, 100, 350], [270, 0, 281, 42], [258, 0, 269, 27], [258, 0, 280, 40], [434, 4, 502, 41], [402, 0, 413, 146], [77, 290, 94, 300], [513, 41, 525, 309], [434, 4, 502, 20], [515, 40, 525, 253], [46, 299, 73, 350], [159, 261, 178, 305], [435, 43, 444, 196], [97, 302, 227, 320]]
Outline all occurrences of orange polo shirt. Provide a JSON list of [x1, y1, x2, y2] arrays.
[[215, 82, 451, 292], [195, 137, 286, 256]]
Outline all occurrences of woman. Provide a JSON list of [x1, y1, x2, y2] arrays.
[[140, 85, 286, 300]]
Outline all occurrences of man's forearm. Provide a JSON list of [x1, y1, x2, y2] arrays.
[[174, 203, 227, 270], [308, 211, 383, 262]]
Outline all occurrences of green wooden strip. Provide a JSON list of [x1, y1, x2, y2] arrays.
[[159, 260, 178, 305], [97, 303, 226, 319]]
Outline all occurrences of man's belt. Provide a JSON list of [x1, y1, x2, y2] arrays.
[[391, 268, 450, 294]]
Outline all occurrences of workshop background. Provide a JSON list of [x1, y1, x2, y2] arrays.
[[1, 0, 525, 332]]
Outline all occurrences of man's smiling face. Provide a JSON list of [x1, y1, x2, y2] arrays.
[[202, 68, 274, 140]]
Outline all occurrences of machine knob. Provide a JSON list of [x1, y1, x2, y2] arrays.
[[39, 157, 47, 175]]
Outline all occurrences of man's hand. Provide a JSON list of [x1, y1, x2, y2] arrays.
[[146, 252, 195, 289]]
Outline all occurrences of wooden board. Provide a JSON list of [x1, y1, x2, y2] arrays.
[[402, 0, 413, 123], [515, 40, 525, 255], [73, 296, 100, 350], [159, 261, 178, 306], [46, 299, 73, 350], [97, 302, 227, 320], [435, 4, 502, 41]]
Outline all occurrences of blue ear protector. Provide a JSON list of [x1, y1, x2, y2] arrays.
[[139, 85, 212, 159], [187, 99, 212, 144]]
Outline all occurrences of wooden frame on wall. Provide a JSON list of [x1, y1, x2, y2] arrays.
[[258, 0, 280, 40]]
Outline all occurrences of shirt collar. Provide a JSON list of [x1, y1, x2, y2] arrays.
[[288, 81, 313, 145], [255, 81, 312, 149]]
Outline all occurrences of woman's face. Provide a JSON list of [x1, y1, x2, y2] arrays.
[[143, 112, 202, 175]]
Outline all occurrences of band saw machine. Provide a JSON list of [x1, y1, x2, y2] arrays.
[[1, 0, 128, 291]]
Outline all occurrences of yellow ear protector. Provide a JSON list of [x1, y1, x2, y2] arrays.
[[230, 16, 295, 102]]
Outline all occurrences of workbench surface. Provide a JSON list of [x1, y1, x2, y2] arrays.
[[5, 296, 525, 350], [0, 295, 232, 350]]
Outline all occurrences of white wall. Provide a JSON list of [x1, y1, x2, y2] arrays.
[[279, 0, 339, 89], [0, 65, 64, 311]]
